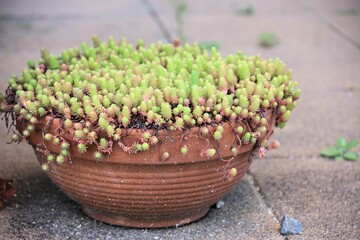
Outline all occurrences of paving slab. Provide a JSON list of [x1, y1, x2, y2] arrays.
[[300, 0, 360, 48], [250, 157, 360, 239]]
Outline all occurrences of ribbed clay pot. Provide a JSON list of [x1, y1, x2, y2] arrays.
[[17, 112, 275, 228]]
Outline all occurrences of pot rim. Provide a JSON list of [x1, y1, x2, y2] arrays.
[[17, 110, 275, 165]]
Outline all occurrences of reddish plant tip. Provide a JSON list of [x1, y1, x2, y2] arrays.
[[161, 152, 170, 161], [74, 123, 83, 130], [183, 99, 190, 106], [257, 147, 267, 158], [268, 140, 280, 150], [173, 38, 181, 47], [198, 97, 206, 106], [60, 63, 68, 72], [200, 127, 209, 136], [149, 136, 158, 145], [272, 140, 281, 148], [215, 114, 222, 123]]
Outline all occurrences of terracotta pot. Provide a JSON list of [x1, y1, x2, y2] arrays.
[[17, 112, 275, 228]]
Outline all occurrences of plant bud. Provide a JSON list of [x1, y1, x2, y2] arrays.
[[215, 114, 222, 123], [41, 163, 49, 171], [229, 168, 237, 177], [47, 154, 55, 162], [56, 155, 65, 164], [213, 131, 222, 140], [231, 147, 238, 156], [237, 62, 250, 80], [181, 146, 188, 155], [282, 110, 291, 122], [243, 132, 251, 143], [161, 102, 172, 120], [22, 130, 30, 137], [12, 134, 20, 142], [44, 133, 53, 141], [94, 151, 103, 160], [161, 152, 170, 161], [240, 109, 248, 118], [250, 95, 260, 111], [142, 142, 150, 151], [269, 140, 280, 150], [149, 136, 158, 145], [279, 105, 287, 113], [205, 148, 216, 157], [236, 126, 244, 134]]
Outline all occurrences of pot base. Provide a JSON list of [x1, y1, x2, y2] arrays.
[[82, 206, 210, 228]]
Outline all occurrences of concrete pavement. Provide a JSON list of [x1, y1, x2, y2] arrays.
[[0, 0, 359, 239]]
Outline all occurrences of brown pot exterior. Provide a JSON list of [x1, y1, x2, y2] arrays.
[[19, 113, 275, 228]]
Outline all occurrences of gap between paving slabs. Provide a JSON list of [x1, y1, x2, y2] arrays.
[[140, 0, 173, 43]]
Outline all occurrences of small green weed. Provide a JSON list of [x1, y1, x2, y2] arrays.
[[236, 5, 254, 16], [338, 8, 359, 16], [199, 41, 220, 51], [259, 32, 278, 48], [321, 138, 358, 161]]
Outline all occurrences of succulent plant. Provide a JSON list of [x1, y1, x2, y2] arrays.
[[0, 36, 300, 167]]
